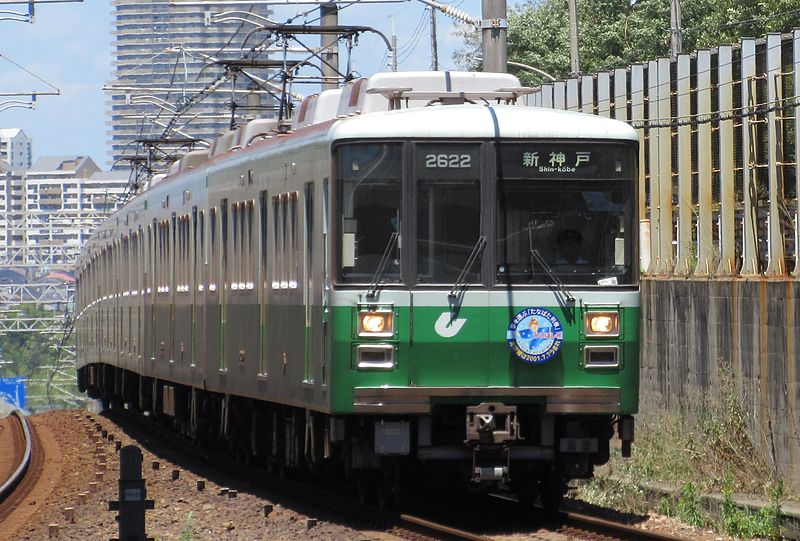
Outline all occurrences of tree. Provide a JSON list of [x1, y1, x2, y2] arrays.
[[454, 0, 800, 84], [0, 305, 62, 378]]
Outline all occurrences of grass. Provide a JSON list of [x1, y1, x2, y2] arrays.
[[573, 370, 789, 539], [180, 511, 195, 541]]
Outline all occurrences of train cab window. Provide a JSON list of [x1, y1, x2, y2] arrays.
[[415, 144, 482, 284], [335, 143, 402, 283], [495, 142, 636, 285]]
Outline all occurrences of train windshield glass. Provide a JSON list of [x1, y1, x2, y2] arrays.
[[495, 143, 636, 285], [336, 143, 403, 283], [415, 144, 481, 283]]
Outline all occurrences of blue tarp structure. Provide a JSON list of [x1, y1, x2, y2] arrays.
[[0, 377, 26, 409]]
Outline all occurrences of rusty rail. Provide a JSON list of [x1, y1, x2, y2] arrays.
[[0, 410, 33, 503]]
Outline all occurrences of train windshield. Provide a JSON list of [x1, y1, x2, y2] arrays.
[[337, 143, 403, 283], [495, 143, 636, 285], [416, 144, 481, 283]]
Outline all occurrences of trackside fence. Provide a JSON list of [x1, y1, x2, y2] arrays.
[[527, 29, 800, 488]]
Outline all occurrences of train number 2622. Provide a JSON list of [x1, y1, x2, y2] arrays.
[[425, 154, 472, 168]]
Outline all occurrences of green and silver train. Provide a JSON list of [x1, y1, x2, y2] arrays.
[[77, 71, 639, 508]]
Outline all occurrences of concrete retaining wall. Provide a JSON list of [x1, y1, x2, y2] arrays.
[[641, 278, 800, 488]]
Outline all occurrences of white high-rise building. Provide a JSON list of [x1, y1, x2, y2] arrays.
[[108, 1, 276, 168], [14, 156, 129, 267], [0, 129, 32, 171]]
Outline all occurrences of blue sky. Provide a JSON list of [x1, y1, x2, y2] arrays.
[[0, 0, 481, 168]]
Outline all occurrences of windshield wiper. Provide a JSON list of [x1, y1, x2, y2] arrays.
[[448, 236, 487, 299], [526, 223, 574, 303], [365, 231, 399, 298], [530, 248, 575, 304]]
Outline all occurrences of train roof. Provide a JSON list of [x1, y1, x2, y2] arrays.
[[134, 72, 637, 196], [328, 104, 638, 142]]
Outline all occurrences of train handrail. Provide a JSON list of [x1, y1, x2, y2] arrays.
[[0, 410, 33, 500]]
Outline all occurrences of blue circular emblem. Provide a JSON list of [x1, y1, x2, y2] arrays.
[[506, 308, 563, 364]]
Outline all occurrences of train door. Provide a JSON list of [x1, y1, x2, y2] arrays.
[[267, 194, 284, 387], [320, 179, 330, 386], [148, 220, 157, 362], [220, 199, 229, 371], [169, 212, 177, 362], [258, 191, 269, 377], [266, 192, 303, 391], [409, 143, 489, 387], [190, 207, 199, 370], [302, 183, 314, 383], [195, 208, 209, 373], [206, 206, 222, 374]]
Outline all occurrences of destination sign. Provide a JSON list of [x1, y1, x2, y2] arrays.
[[499, 143, 633, 180]]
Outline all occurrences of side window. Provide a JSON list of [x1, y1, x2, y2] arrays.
[[192, 207, 198, 292], [304, 183, 314, 278], [272, 195, 281, 289], [170, 213, 177, 293], [289, 192, 298, 289], [246, 200, 254, 288], [232, 203, 240, 286], [209, 208, 217, 290], [282, 195, 289, 288], [260, 192, 268, 289], [221, 199, 229, 288]]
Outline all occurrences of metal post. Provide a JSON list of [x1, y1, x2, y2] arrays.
[[108, 445, 154, 541], [391, 17, 398, 72], [692, 50, 712, 274], [657, 57, 674, 272], [765, 33, 785, 275], [567, 0, 580, 75], [741, 37, 759, 275], [429, 6, 438, 71], [320, 3, 338, 90], [676, 52, 696, 275], [481, 0, 507, 73], [669, 0, 682, 59], [717, 45, 736, 275], [794, 30, 800, 276]]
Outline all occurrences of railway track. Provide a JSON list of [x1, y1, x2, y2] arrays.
[[101, 408, 696, 541], [0, 410, 42, 522]]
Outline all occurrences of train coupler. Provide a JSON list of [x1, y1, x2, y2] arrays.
[[466, 403, 518, 485], [465, 403, 519, 444]]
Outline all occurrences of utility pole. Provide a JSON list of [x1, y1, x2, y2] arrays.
[[391, 16, 398, 71], [429, 6, 439, 71], [567, 0, 580, 76], [320, 2, 339, 90], [669, 0, 683, 59], [481, 0, 507, 73]]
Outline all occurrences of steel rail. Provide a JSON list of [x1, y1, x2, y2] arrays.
[[0, 410, 33, 501], [563, 510, 695, 541]]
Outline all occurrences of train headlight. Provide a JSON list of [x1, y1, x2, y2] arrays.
[[362, 314, 386, 333], [584, 312, 619, 338], [358, 309, 394, 337]]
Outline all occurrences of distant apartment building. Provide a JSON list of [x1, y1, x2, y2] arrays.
[[108, 0, 275, 168], [0, 128, 32, 171], [0, 156, 129, 268], [0, 161, 26, 263]]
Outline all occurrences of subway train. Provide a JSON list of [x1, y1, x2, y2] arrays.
[[76, 71, 639, 509]]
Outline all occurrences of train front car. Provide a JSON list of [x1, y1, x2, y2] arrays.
[[328, 102, 639, 507]]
